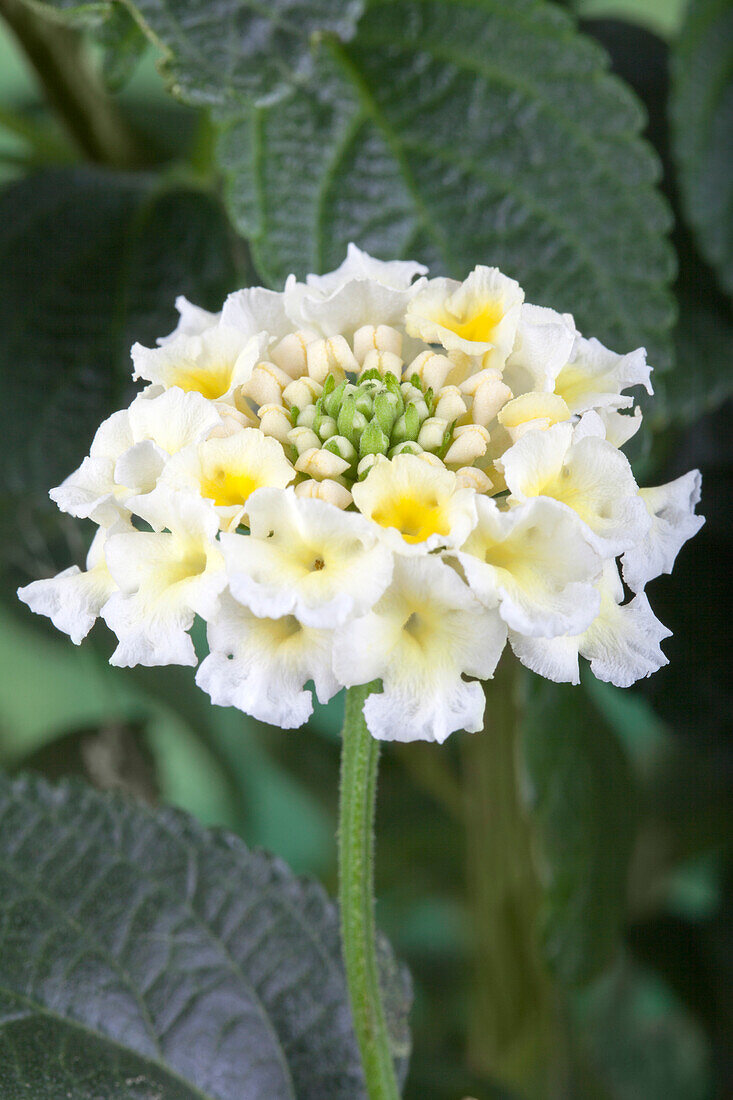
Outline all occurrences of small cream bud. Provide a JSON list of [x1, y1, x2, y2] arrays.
[[243, 361, 292, 406], [459, 367, 503, 396], [295, 447, 351, 479], [257, 404, 293, 445], [417, 416, 448, 451], [360, 349, 403, 379], [282, 375, 323, 410], [353, 324, 403, 362], [294, 478, 353, 509], [270, 329, 318, 378], [416, 451, 444, 469], [433, 386, 468, 422], [288, 426, 321, 455], [307, 336, 359, 384], [444, 423, 490, 466], [207, 406, 250, 439], [454, 466, 494, 492], [407, 350, 452, 392], [471, 378, 513, 426]]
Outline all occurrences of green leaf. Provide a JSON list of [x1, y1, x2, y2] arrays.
[[670, 0, 733, 296], [0, 772, 411, 1098], [39, 0, 365, 106], [521, 675, 637, 986], [572, 953, 711, 1100], [218, 0, 675, 368], [0, 167, 238, 594], [91, 5, 149, 92]]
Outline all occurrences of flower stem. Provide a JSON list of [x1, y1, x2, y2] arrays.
[[338, 684, 400, 1099], [0, 0, 147, 168], [462, 656, 562, 1097]]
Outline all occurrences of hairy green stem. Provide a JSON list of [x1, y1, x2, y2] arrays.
[[0, 0, 146, 168], [338, 684, 400, 1099], [462, 657, 561, 1098]]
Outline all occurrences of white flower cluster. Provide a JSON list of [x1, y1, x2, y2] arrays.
[[19, 246, 704, 742]]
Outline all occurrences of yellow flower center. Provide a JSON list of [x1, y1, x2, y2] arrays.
[[200, 466, 261, 507], [441, 299, 504, 343], [372, 493, 449, 544], [172, 363, 233, 400]]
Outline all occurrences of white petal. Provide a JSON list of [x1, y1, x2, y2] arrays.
[[291, 278, 425, 339], [17, 526, 120, 644], [220, 285, 293, 340], [132, 325, 264, 401], [101, 507, 225, 667], [157, 296, 220, 345], [334, 556, 506, 743], [405, 267, 524, 364], [352, 453, 477, 554], [580, 590, 672, 688], [49, 455, 128, 526], [305, 244, 427, 294], [127, 386, 222, 453], [509, 631, 581, 684], [553, 334, 652, 414], [156, 428, 295, 531], [501, 422, 650, 555], [222, 487, 394, 627], [114, 440, 167, 497], [196, 592, 338, 728], [458, 495, 602, 636], [503, 304, 576, 395], [621, 470, 704, 592]]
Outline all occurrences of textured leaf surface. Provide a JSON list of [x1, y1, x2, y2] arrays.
[[218, 0, 675, 368], [671, 0, 733, 295], [0, 773, 410, 1098], [0, 167, 237, 595], [521, 676, 637, 986], [41, 0, 364, 105]]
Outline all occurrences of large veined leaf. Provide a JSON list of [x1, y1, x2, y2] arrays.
[[671, 0, 733, 296], [39, 0, 365, 105], [40, 0, 676, 367], [217, 0, 676, 368], [0, 167, 238, 594], [0, 773, 411, 1098], [521, 676, 637, 986]]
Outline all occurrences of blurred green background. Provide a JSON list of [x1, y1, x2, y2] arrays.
[[0, 0, 730, 1097]]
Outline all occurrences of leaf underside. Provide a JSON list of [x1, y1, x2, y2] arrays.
[[0, 773, 410, 1099]]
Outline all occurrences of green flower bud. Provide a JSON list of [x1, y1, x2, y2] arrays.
[[393, 403, 421, 444], [324, 378, 347, 418], [389, 440, 424, 458], [324, 434, 357, 463], [317, 415, 338, 440], [359, 419, 389, 457], [373, 391, 399, 435], [355, 389, 374, 417], [337, 395, 357, 440]]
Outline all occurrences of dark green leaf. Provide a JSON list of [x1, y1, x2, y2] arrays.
[[572, 954, 711, 1100], [670, 0, 733, 296], [39, 0, 365, 106], [218, 0, 675, 368], [521, 675, 637, 986], [92, 5, 149, 92], [0, 772, 411, 1098], [0, 167, 238, 594]]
